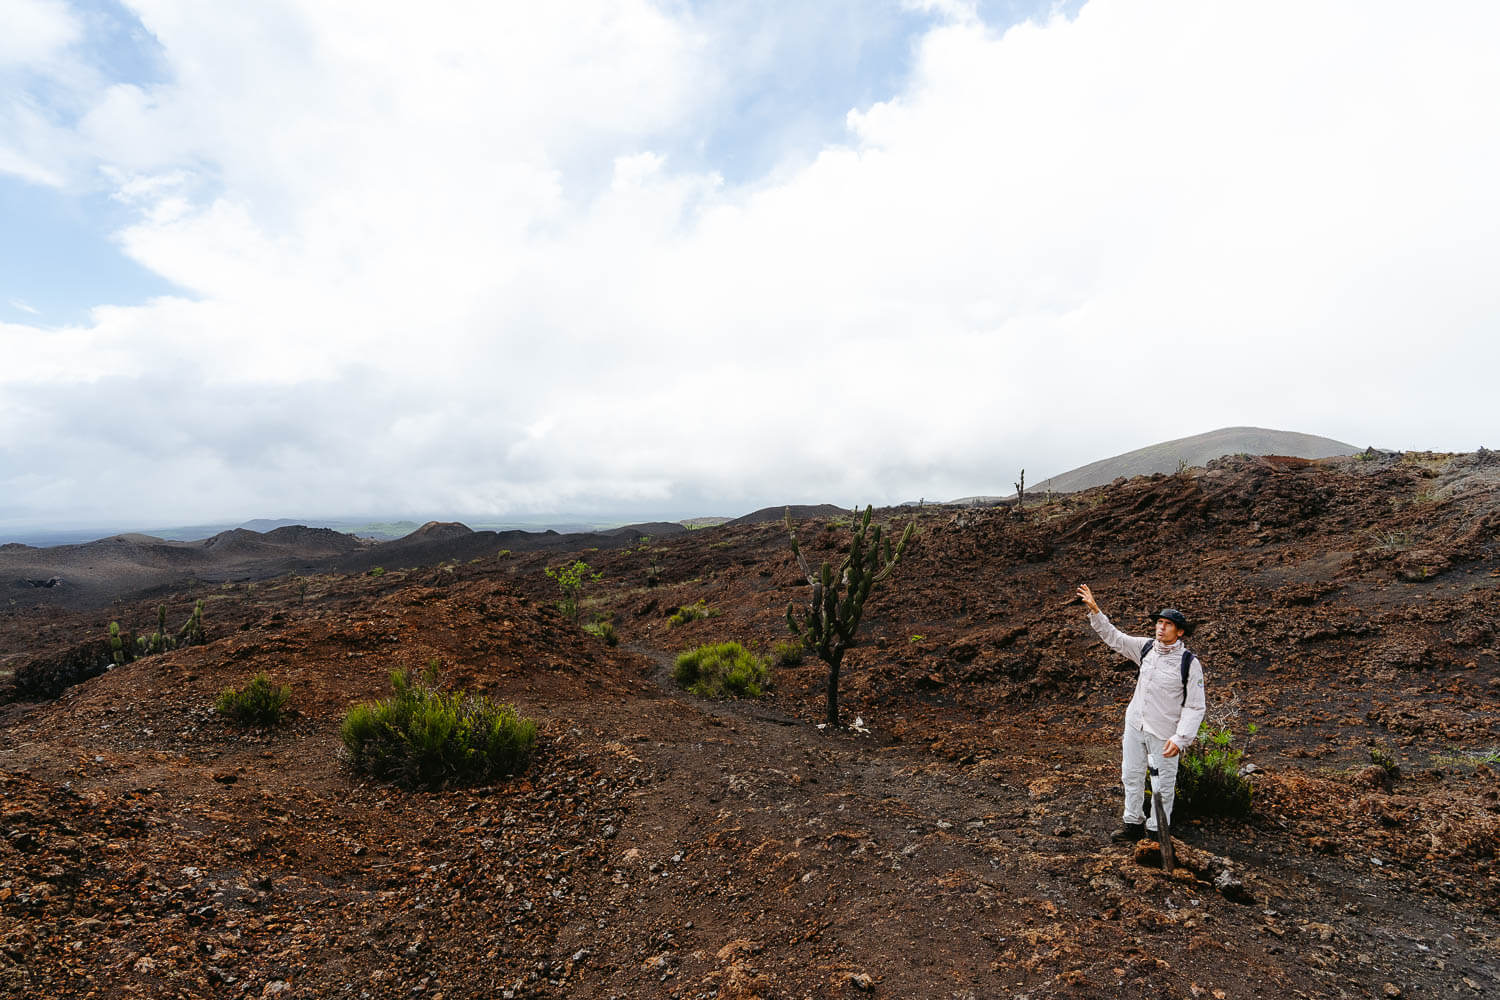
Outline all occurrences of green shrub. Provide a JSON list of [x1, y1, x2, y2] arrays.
[[673, 642, 769, 698], [215, 672, 292, 726], [1369, 744, 1401, 777], [545, 559, 602, 621], [1175, 723, 1253, 819], [668, 600, 712, 626], [369, 566, 386, 577], [771, 639, 804, 666], [585, 620, 619, 646], [340, 668, 538, 789]]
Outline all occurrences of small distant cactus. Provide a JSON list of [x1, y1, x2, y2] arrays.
[[113, 600, 204, 662], [108, 622, 128, 667], [177, 599, 206, 647], [146, 605, 173, 655]]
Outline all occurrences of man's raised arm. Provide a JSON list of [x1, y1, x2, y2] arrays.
[[1076, 584, 1146, 664]]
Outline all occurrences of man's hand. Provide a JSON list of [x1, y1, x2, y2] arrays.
[[1076, 584, 1100, 616], [1163, 739, 1180, 758]]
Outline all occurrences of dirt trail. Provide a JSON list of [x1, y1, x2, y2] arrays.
[[544, 656, 1499, 998]]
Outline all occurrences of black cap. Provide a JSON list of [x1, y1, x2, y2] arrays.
[[1153, 608, 1190, 633]]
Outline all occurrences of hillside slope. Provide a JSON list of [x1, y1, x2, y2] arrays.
[[1, 449, 1497, 999], [958, 426, 1361, 502]]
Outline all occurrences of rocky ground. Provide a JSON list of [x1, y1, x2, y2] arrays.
[[1, 450, 1498, 998]]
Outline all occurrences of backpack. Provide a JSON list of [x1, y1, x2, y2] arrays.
[[1139, 639, 1196, 706]]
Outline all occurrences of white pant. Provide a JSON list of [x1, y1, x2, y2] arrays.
[[1122, 722, 1179, 832]]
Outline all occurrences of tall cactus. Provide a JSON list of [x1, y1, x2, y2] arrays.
[[785, 505, 913, 726]]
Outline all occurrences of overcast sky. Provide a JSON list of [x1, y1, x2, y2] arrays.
[[3, 0, 1498, 533]]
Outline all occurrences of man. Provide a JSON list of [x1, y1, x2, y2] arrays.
[[1076, 584, 1207, 843]]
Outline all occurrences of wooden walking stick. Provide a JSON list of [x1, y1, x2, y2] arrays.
[[1152, 789, 1174, 872]]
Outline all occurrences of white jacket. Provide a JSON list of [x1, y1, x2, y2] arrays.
[[1089, 611, 1207, 750]]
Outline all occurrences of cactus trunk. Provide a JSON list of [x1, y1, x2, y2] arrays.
[[824, 655, 842, 726]]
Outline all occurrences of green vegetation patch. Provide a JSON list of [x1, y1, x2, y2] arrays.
[[1175, 723, 1254, 819], [668, 600, 712, 626], [1369, 743, 1402, 777], [673, 642, 769, 698], [585, 620, 619, 646], [215, 672, 293, 726], [545, 559, 602, 621], [1432, 746, 1500, 769], [341, 666, 538, 789], [771, 639, 805, 667]]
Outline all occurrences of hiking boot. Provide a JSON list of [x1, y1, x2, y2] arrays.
[[1109, 821, 1146, 843]]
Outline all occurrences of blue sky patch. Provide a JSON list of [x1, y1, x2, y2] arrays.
[[0, 177, 181, 326]]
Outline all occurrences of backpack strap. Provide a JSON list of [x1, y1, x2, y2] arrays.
[[1142, 640, 1198, 706], [1179, 649, 1196, 705]]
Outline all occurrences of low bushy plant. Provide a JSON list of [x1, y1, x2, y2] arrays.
[[1175, 722, 1254, 819], [215, 672, 292, 726], [585, 620, 619, 646], [673, 642, 769, 698], [369, 566, 386, 577], [1369, 744, 1401, 777], [668, 600, 712, 626], [771, 638, 804, 667], [340, 667, 538, 789]]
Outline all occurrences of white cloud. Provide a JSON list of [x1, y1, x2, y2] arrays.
[[900, 0, 979, 24], [3, 0, 1499, 527], [0, 0, 79, 70]]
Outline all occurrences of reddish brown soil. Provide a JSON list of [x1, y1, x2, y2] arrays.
[[2, 451, 1498, 998]]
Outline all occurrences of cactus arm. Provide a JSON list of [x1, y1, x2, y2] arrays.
[[784, 507, 818, 585], [870, 520, 914, 585]]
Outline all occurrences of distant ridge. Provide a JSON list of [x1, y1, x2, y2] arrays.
[[729, 504, 847, 526], [956, 427, 1360, 502], [330, 520, 690, 575]]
